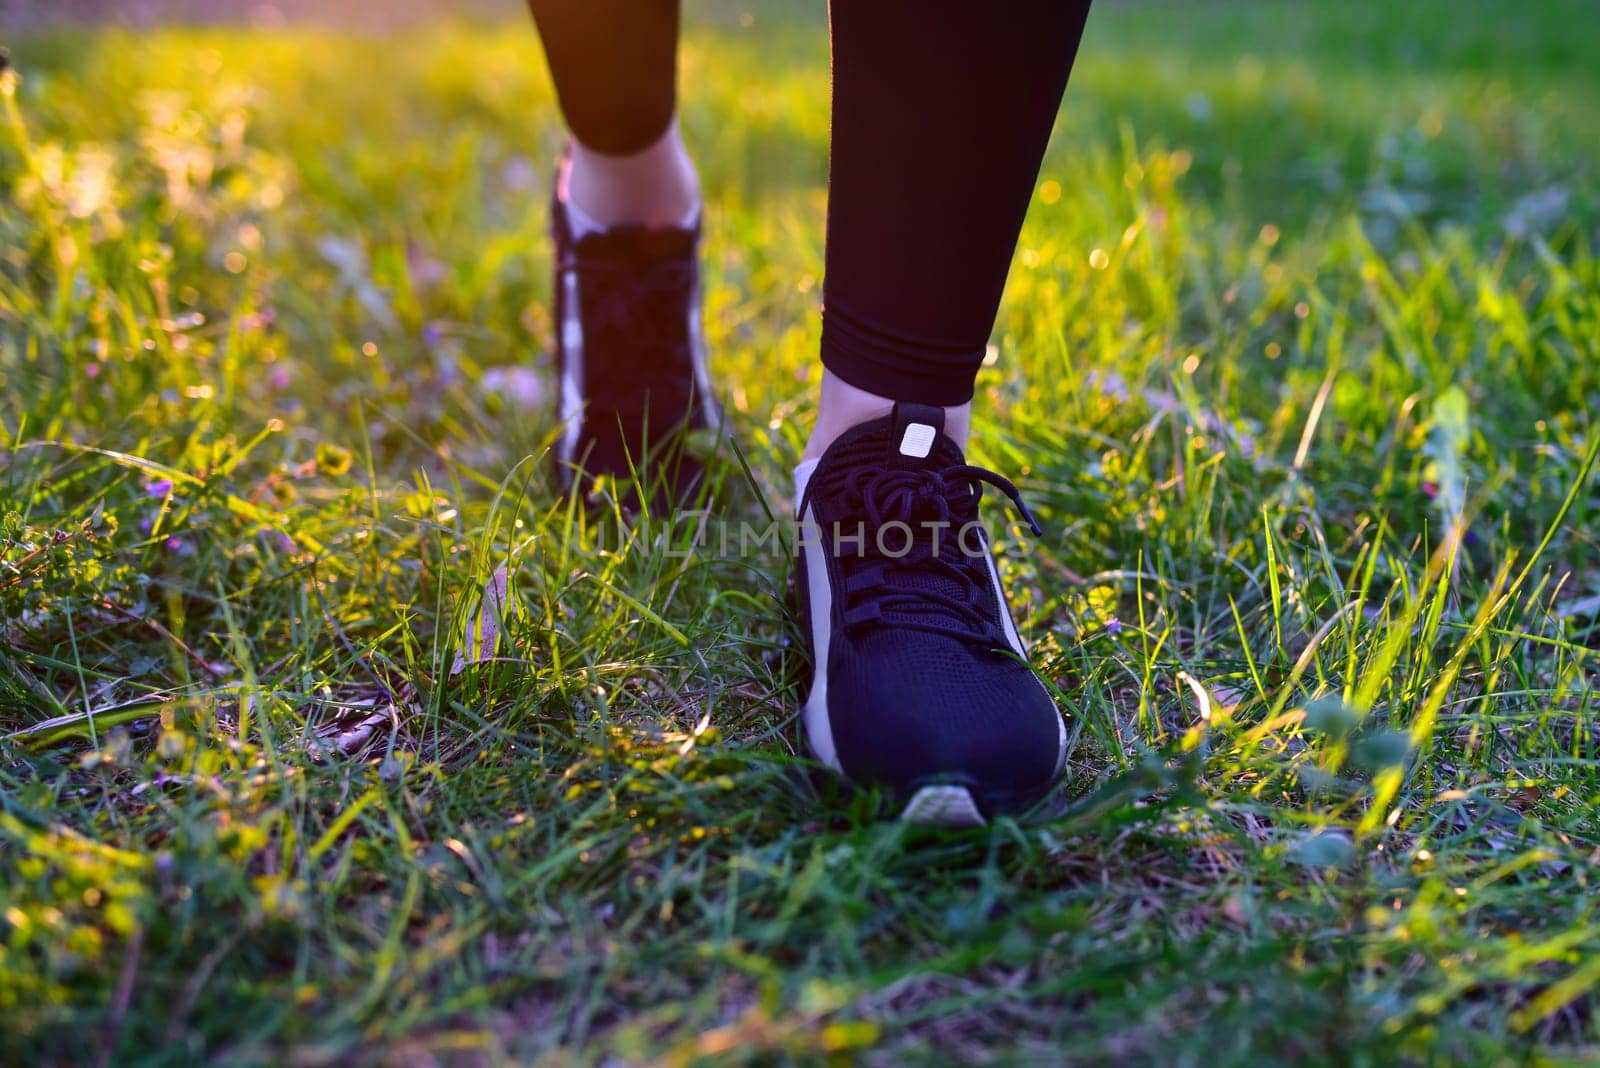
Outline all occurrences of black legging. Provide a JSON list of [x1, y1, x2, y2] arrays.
[[528, 1, 1093, 407]]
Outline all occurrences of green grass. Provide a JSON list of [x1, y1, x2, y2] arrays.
[[3, 0, 1600, 1062]]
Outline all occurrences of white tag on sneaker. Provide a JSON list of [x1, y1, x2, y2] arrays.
[[898, 422, 936, 458]]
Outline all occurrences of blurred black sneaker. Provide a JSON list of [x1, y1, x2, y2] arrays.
[[549, 171, 719, 508], [792, 403, 1065, 826]]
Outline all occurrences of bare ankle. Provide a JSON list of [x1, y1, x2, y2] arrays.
[[802, 370, 971, 461], [561, 122, 700, 230]]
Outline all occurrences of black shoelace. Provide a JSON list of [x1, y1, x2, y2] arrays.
[[815, 459, 1043, 645]]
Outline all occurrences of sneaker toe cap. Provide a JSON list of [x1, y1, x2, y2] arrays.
[[825, 631, 1063, 807]]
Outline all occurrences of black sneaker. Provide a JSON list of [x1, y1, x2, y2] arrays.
[[793, 402, 1065, 826], [549, 173, 719, 507]]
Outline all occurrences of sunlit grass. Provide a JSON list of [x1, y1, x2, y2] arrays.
[[2, 1, 1599, 1062]]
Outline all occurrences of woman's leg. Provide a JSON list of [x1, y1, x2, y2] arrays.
[[805, 0, 1094, 456], [793, 1, 1094, 824], [527, 1, 712, 500], [527, 0, 698, 228]]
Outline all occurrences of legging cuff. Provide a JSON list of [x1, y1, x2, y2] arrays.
[[820, 298, 983, 407]]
